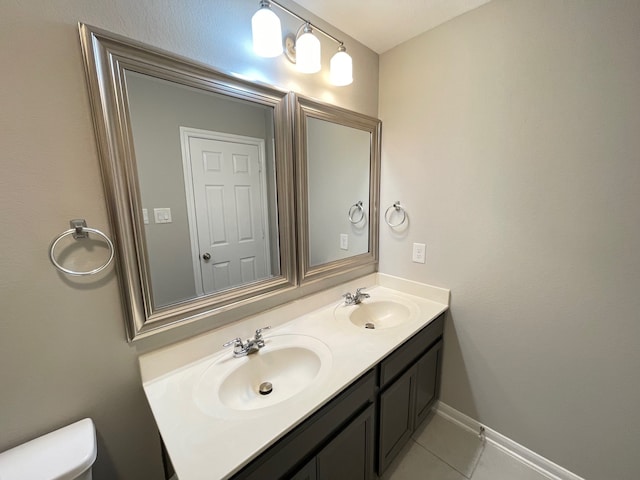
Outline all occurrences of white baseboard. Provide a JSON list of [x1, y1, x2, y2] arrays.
[[433, 402, 585, 480]]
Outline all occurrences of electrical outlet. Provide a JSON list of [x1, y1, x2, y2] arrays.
[[412, 243, 426, 263], [340, 234, 349, 250], [142, 209, 149, 225]]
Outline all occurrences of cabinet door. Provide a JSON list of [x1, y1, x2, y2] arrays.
[[414, 339, 443, 427], [378, 366, 416, 474], [290, 458, 316, 480], [317, 405, 375, 480]]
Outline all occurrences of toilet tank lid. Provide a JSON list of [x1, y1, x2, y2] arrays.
[[0, 418, 97, 480]]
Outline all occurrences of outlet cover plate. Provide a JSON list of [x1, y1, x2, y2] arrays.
[[412, 243, 426, 263]]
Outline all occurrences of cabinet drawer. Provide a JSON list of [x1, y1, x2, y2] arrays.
[[380, 313, 444, 388]]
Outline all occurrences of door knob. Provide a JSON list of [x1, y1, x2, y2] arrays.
[[202, 253, 211, 261]]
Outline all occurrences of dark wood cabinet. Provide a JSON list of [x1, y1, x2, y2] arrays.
[[316, 405, 375, 480], [232, 370, 375, 480], [376, 314, 444, 474], [414, 340, 442, 426], [289, 405, 375, 480], [378, 364, 416, 472], [290, 459, 316, 480], [379, 315, 443, 388], [378, 337, 444, 475]]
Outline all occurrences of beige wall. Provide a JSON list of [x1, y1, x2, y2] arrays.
[[379, 1, 640, 479], [0, 1, 378, 478]]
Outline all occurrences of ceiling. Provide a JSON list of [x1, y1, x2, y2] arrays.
[[292, 0, 492, 54]]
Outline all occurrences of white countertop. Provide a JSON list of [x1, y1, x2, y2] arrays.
[[139, 273, 449, 480]]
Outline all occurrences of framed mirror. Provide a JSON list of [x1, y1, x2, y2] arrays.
[[79, 24, 296, 340], [294, 95, 381, 284]]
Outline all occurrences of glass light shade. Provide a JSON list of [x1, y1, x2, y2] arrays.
[[330, 49, 353, 86], [251, 5, 283, 57], [296, 31, 321, 73]]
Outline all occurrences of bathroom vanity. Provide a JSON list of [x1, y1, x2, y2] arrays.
[[80, 24, 449, 480], [233, 312, 444, 479], [139, 274, 449, 479]]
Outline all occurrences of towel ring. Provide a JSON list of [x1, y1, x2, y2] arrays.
[[49, 220, 114, 276], [385, 201, 407, 228], [348, 201, 366, 224]]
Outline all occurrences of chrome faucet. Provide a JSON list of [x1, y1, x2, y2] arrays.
[[223, 326, 271, 357], [343, 288, 370, 306]]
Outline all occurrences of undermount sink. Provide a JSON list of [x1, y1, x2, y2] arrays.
[[335, 297, 419, 330], [194, 334, 332, 417]]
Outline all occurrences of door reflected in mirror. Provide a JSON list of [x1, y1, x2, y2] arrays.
[[126, 72, 280, 308], [80, 24, 380, 340], [79, 24, 296, 340]]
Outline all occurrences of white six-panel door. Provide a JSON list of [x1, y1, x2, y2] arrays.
[[181, 128, 270, 294]]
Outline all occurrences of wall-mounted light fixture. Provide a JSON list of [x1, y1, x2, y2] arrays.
[[251, 0, 353, 86]]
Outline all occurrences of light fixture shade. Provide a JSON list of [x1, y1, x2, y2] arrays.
[[296, 28, 321, 73], [330, 48, 353, 86], [251, 3, 283, 58]]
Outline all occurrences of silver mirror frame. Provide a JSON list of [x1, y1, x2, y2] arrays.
[[79, 24, 297, 340], [294, 94, 381, 284]]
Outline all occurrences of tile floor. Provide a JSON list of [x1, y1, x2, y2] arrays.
[[382, 413, 554, 480]]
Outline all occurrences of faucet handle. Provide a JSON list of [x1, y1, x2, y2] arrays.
[[254, 326, 270, 348], [343, 291, 356, 305], [223, 337, 244, 349], [254, 326, 271, 342], [356, 287, 370, 299]]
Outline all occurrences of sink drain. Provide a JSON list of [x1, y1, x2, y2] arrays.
[[365, 322, 376, 329], [258, 381, 273, 395]]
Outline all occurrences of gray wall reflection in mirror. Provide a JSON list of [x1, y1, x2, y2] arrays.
[[306, 118, 371, 267], [126, 72, 279, 308]]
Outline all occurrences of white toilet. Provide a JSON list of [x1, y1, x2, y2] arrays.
[[0, 418, 97, 479]]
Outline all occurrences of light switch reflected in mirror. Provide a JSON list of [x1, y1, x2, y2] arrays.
[[295, 95, 381, 284], [79, 24, 380, 341], [306, 117, 370, 267], [79, 24, 296, 340]]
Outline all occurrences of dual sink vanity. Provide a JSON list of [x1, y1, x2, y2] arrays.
[[77, 23, 449, 480], [139, 274, 449, 479]]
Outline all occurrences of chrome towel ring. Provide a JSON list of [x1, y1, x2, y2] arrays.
[[49, 219, 114, 276], [385, 201, 407, 228], [348, 201, 366, 224]]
